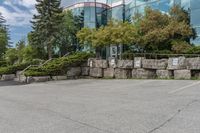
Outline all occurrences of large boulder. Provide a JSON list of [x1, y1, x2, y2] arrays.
[[168, 57, 187, 70], [67, 67, 81, 77], [134, 57, 144, 68], [117, 60, 134, 68], [90, 68, 103, 78], [81, 67, 90, 76], [132, 69, 156, 79], [31, 76, 51, 82], [142, 59, 168, 69], [88, 59, 108, 68], [156, 70, 173, 79], [1, 74, 16, 81], [103, 68, 115, 78], [174, 70, 191, 80], [14, 74, 27, 83], [108, 57, 117, 68], [114, 68, 132, 79], [52, 76, 67, 81], [88, 58, 95, 67], [186, 57, 200, 70]]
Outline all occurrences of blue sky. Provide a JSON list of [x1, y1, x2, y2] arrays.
[[0, 0, 72, 47]]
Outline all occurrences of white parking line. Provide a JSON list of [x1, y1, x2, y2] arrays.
[[168, 81, 200, 94]]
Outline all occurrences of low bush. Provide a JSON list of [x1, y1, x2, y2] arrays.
[[0, 61, 7, 67], [0, 59, 44, 75], [24, 52, 94, 76]]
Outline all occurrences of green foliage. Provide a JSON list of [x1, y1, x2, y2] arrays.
[[134, 6, 195, 53], [171, 40, 192, 54], [31, 0, 63, 59], [0, 12, 9, 60], [77, 5, 196, 55], [5, 38, 38, 64], [186, 46, 200, 54], [24, 52, 94, 76], [0, 59, 43, 75], [57, 10, 84, 56], [5, 48, 18, 65], [0, 60, 7, 67]]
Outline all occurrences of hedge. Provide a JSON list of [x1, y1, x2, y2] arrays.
[[24, 52, 94, 76], [0, 59, 43, 75]]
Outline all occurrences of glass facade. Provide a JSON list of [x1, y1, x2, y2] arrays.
[[65, 0, 200, 45]]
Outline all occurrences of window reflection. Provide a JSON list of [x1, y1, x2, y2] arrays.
[[66, 0, 200, 44]]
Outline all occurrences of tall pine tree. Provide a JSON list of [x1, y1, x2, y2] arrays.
[[31, 0, 63, 59], [0, 12, 9, 60]]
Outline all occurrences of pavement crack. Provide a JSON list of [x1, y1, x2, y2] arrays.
[[41, 108, 115, 133], [147, 100, 199, 133], [0, 96, 114, 133]]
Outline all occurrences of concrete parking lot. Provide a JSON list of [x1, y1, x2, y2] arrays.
[[0, 79, 200, 133]]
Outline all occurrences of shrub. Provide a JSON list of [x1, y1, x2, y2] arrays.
[[24, 52, 94, 76], [0, 60, 7, 67], [186, 46, 200, 54], [0, 59, 44, 75]]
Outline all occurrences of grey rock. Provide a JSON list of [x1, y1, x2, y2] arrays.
[[103, 68, 115, 78], [114, 68, 132, 79], [117, 60, 134, 68], [186, 57, 200, 70], [67, 67, 81, 77], [174, 70, 191, 80], [88, 59, 108, 68], [156, 70, 173, 79], [134, 57, 144, 68], [108, 57, 117, 68], [15, 74, 27, 83], [32, 76, 51, 82], [26, 76, 34, 84], [95, 59, 108, 68], [88, 58, 95, 67], [132, 69, 156, 79], [168, 56, 187, 70], [1, 74, 16, 81], [16, 71, 22, 78], [81, 67, 90, 76], [90, 68, 103, 78], [142, 59, 168, 69], [52, 76, 67, 81]]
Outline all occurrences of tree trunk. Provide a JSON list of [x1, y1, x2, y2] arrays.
[[47, 43, 52, 59], [96, 47, 101, 59]]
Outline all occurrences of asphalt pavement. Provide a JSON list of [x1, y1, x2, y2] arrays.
[[0, 79, 199, 133]]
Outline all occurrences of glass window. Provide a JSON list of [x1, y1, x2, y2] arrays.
[[190, 0, 200, 10], [191, 9, 200, 27], [84, 7, 96, 28], [159, 0, 170, 13], [111, 5, 124, 20]]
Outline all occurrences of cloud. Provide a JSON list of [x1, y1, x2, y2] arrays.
[[0, 0, 36, 27], [4, 0, 36, 8]]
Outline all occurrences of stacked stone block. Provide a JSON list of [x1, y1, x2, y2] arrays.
[[87, 56, 200, 80]]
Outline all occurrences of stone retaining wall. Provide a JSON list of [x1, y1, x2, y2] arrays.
[[7, 56, 200, 83], [86, 57, 200, 80]]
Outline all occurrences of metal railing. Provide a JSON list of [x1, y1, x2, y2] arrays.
[[18, 53, 72, 81]]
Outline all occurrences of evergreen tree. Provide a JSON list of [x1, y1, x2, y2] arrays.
[[0, 12, 9, 60], [57, 10, 83, 56], [31, 0, 63, 59]]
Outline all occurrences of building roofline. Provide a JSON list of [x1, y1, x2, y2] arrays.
[[64, 2, 110, 10]]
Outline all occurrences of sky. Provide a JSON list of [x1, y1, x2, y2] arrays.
[[0, 0, 73, 46]]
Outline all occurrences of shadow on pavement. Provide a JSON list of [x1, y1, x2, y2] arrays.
[[0, 81, 25, 87]]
